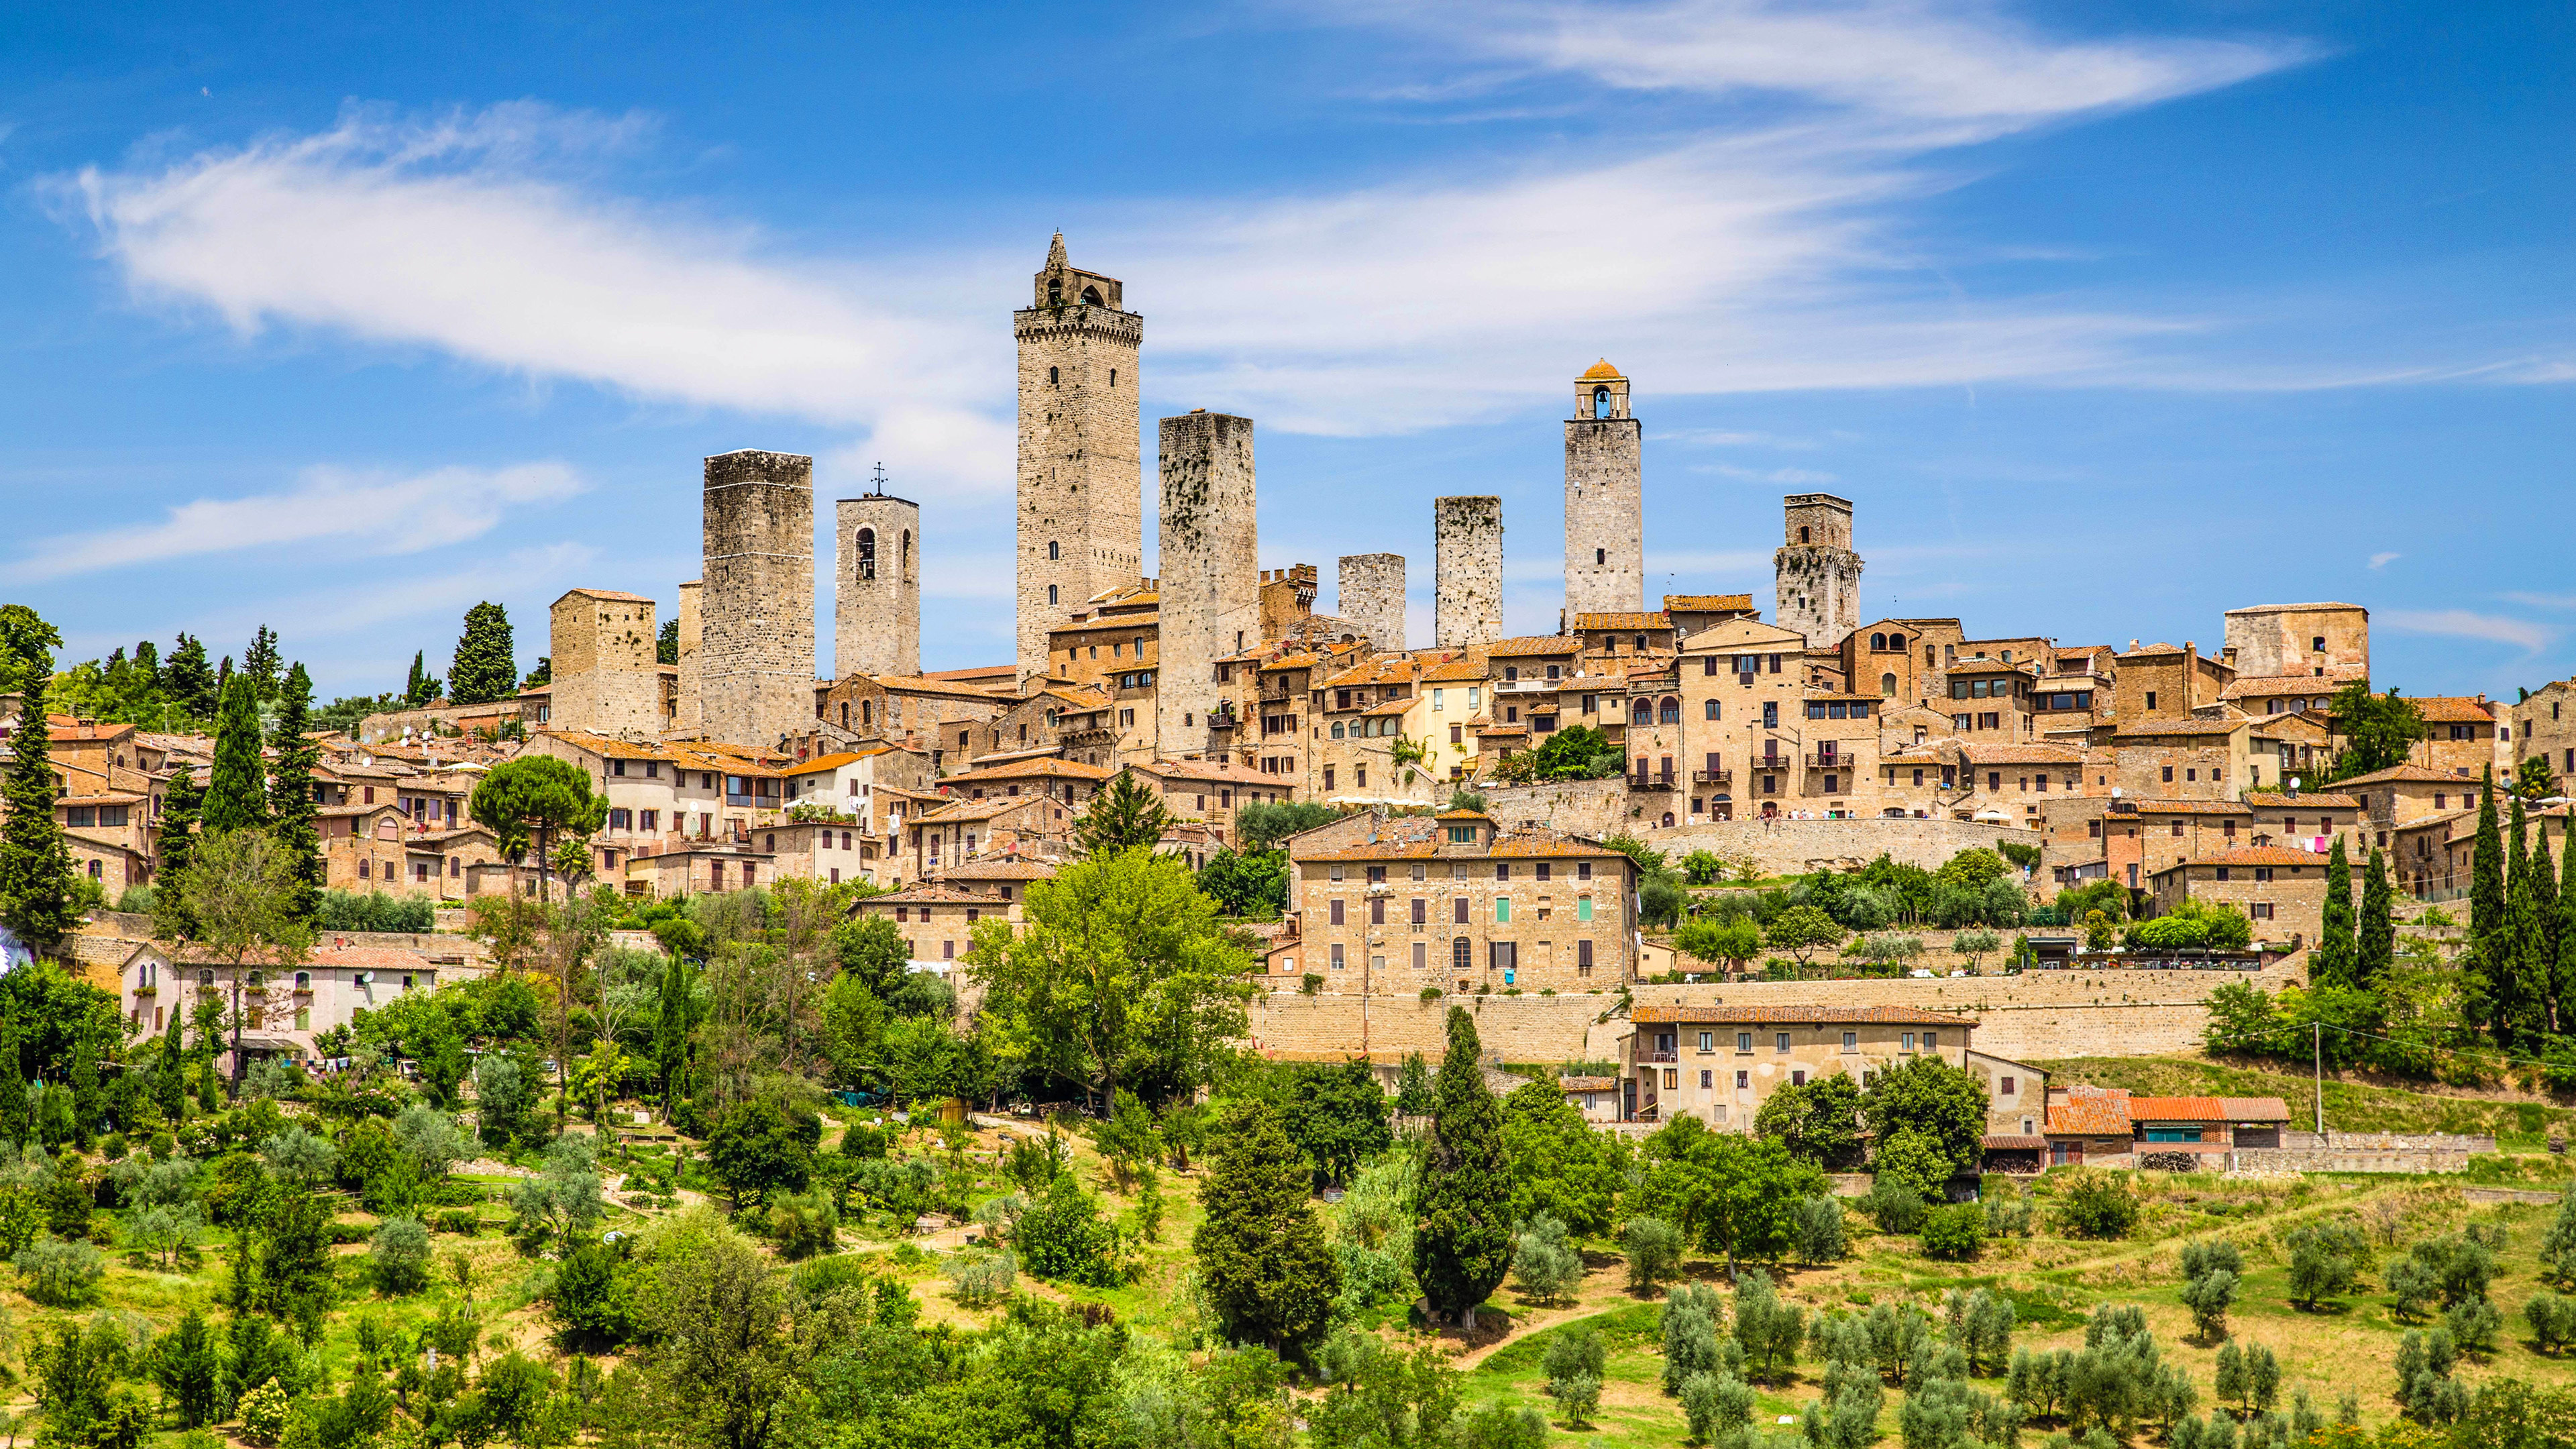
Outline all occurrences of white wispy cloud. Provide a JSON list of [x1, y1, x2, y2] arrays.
[[3, 461, 586, 584], [2368, 551, 2401, 570], [2504, 592, 2576, 610], [2381, 608, 2551, 652]]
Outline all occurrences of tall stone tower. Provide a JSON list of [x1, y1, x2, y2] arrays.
[[672, 579, 701, 734], [1434, 496, 1503, 649], [1774, 492, 1862, 648], [700, 449, 816, 747], [1015, 233, 1142, 687], [548, 588, 662, 737], [1338, 553, 1406, 652], [835, 476, 920, 680], [1157, 410, 1259, 753], [1564, 360, 1644, 619]]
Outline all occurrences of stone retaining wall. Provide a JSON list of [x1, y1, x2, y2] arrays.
[[1470, 786, 2037, 878], [2230, 1146, 2473, 1175]]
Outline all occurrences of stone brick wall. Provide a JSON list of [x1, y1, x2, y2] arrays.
[[674, 581, 701, 733], [1014, 266, 1143, 684], [1338, 553, 1407, 653], [1157, 412, 1258, 752], [835, 494, 922, 679], [700, 451, 815, 747], [1775, 494, 1860, 648], [1563, 385, 1643, 618], [1434, 496, 1503, 648], [2223, 603, 2369, 681]]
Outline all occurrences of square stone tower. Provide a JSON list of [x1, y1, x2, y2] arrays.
[[700, 449, 816, 748], [1774, 492, 1862, 648], [672, 580, 700, 733], [1156, 409, 1259, 753], [1338, 553, 1407, 652], [835, 477, 921, 680], [1016, 233, 1143, 687], [548, 588, 662, 737], [1435, 496, 1504, 649], [1564, 360, 1644, 617]]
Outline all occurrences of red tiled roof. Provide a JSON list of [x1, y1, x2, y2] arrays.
[[2047, 1086, 2131, 1135], [2153, 846, 2332, 872], [2110, 719, 2248, 739], [2241, 792, 2360, 810], [2128, 1095, 2292, 1123]]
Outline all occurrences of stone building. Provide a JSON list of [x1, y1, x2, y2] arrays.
[[547, 588, 669, 738], [1434, 496, 1503, 649], [812, 674, 1009, 775], [1773, 494, 1862, 648], [1156, 411, 1261, 755], [1620, 1004, 1979, 1129], [2399, 696, 2506, 778], [1016, 234, 1143, 684], [1287, 808, 1635, 996], [700, 449, 816, 749], [1130, 757, 1294, 845], [1675, 615, 1810, 820], [1563, 360, 1643, 618], [2512, 677, 2576, 786], [2105, 718, 2251, 800], [2148, 845, 2352, 949], [2112, 641, 2234, 725], [1338, 553, 1406, 653], [2222, 602, 2369, 682], [851, 885, 1020, 967], [835, 486, 921, 680]]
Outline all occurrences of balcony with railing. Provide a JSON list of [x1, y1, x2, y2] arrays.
[[1690, 768, 1733, 786], [1635, 1049, 1679, 1065], [1805, 752, 1854, 770]]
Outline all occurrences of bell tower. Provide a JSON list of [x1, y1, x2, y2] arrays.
[[1564, 359, 1644, 619], [1014, 233, 1142, 687]]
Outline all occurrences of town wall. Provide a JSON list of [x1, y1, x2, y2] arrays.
[[700, 450, 815, 747], [1434, 496, 1503, 649], [1157, 411, 1259, 751], [835, 494, 922, 679], [1338, 553, 1407, 653]]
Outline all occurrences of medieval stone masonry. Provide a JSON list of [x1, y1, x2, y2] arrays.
[[1563, 360, 1644, 620], [699, 449, 815, 749], [1014, 235, 1142, 685], [835, 488, 921, 679], [1434, 495, 1504, 649], [1337, 553, 1407, 653]]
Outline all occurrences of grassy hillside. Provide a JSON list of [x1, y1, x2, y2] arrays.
[[2033, 1055, 2576, 1148]]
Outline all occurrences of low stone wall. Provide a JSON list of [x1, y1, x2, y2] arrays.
[[1247, 963, 2306, 1066], [2231, 1146, 2473, 1175], [2286, 1130, 2497, 1155], [1470, 787, 2035, 878]]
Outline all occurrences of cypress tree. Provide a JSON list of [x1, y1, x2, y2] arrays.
[[2559, 836, 2576, 1038], [68, 1031, 98, 1144], [2357, 848, 2396, 991], [2538, 827, 2563, 1032], [160, 633, 217, 721], [1191, 1098, 1340, 1355], [239, 627, 282, 703], [2314, 837, 2355, 989], [154, 772, 203, 940], [655, 954, 692, 1116], [447, 602, 517, 706], [405, 651, 441, 708], [0, 607, 79, 958], [201, 675, 269, 835], [266, 665, 323, 923], [2469, 769, 2506, 1030], [1413, 1006, 1513, 1328], [2501, 798, 2544, 1051]]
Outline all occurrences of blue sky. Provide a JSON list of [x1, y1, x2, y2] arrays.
[[1, 1, 2569, 702]]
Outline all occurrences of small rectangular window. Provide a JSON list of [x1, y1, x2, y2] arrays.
[[1699, 1031, 1715, 1053], [1841, 1031, 1857, 1051], [1736, 1032, 1752, 1053]]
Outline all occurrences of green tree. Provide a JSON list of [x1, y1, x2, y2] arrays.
[[1071, 771, 1174, 857], [1499, 1081, 1625, 1235], [2359, 847, 2396, 989], [152, 771, 204, 939], [180, 828, 315, 1094], [152, 1308, 223, 1427], [1413, 1008, 1512, 1327], [154, 1009, 189, 1123], [202, 674, 271, 835], [2470, 767, 2506, 1030], [2559, 835, 2576, 1041], [403, 651, 441, 708], [2520, 755, 2564, 801], [1635, 1116, 1825, 1277], [266, 663, 323, 923], [657, 621, 680, 666], [0, 606, 78, 957], [239, 626, 282, 702], [1395, 1052, 1434, 1116], [707, 1100, 812, 1209], [1754, 1073, 1864, 1169], [1764, 906, 1845, 968], [2499, 796, 2551, 1049], [468, 754, 607, 904], [523, 657, 553, 688], [447, 602, 517, 706], [2325, 682, 2428, 780], [162, 633, 217, 720], [2312, 836, 2356, 988], [1199, 847, 1289, 918], [1280, 1059, 1393, 1187], [0, 1015, 28, 1148], [1234, 800, 1340, 851], [1859, 1055, 1986, 1186], [966, 848, 1252, 1107], [1675, 918, 1761, 975], [1193, 1098, 1339, 1355], [1518, 724, 1624, 782]]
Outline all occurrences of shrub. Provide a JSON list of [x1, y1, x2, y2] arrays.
[[1012, 1174, 1122, 1287], [1794, 1196, 1847, 1265], [368, 1216, 433, 1295], [1681, 1371, 1756, 1448], [1920, 1204, 1984, 1262], [1511, 1213, 1584, 1305], [15, 1234, 103, 1306], [2055, 1173, 2139, 1240], [946, 1247, 1018, 1308], [1661, 1283, 1732, 1396], [237, 1381, 294, 1445], [1544, 1328, 1607, 1428], [1984, 1197, 2033, 1238], [1623, 1215, 1684, 1293], [1733, 1269, 1805, 1383], [433, 1210, 481, 1236], [550, 1237, 634, 1343], [2444, 1295, 2502, 1354], [765, 1192, 839, 1260], [2180, 1268, 2238, 1342], [1864, 1179, 1925, 1235]]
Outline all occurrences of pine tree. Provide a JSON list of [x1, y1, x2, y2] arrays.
[[0, 606, 78, 958], [2470, 769, 2506, 1033], [1413, 1006, 1513, 1327], [201, 674, 270, 835], [523, 657, 552, 688], [266, 664, 323, 924], [161, 633, 218, 720], [2314, 836, 2355, 989], [447, 603, 517, 706], [1072, 771, 1175, 857], [1191, 1097, 1340, 1354], [2358, 848, 2396, 990], [239, 627, 282, 703], [154, 772, 203, 940]]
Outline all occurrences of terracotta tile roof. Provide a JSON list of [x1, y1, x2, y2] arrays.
[[2241, 791, 2361, 810], [1486, 636, 1582, 658], [1573, 612, 1671, 631], [1579, 358, 1623, 380], [933, 860, 1059, 881], [855, 885, 991, 906], [2402, 696, 2496, 724], [2219, 670, 2363, 700], [2118, 643, 2184, 657], [1295, 828, 1627, 862], [2128, 799, 2253, 816], [2110, 719, 2247, 739], [2330, 763, 2467, 787], [873, 674, 1022, 702], [1134, 757, 1274, 784], [1664, 594, 1755, 612], [2152, 846, 2332, 873], [2046, 1086, 2131, 1135], [1558, 1075, 1618, 1091], [1629, 1004, 1974, 1026], [1982, 1135, 2047, 1151], [943, 757, 1113, 785], [2128, 1095, 2292, 1123], [1477, 723, 1529, 738], [557, 588, 653, 602], [919, 664, 1018, 684], [792, 749, 894, 772], [1420, 658, 1490, 683], [914, 796, 1050, 823], [1959, 743, 2083, 765], [1322, 656, 1421, 688]]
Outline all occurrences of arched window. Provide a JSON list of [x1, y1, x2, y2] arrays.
[[1047, 585, 1059, 605], [1660, 696, 1680, 724], [1704, 699, 1719, 720], [1631, 700, 1652, 726], [1109, 369, 1117, 386], [1081, 286, 1103, 305], [1871, 633, 1886, 651], [1048, 540, 1060, 561], [861, 700, 873, 726], [1048, 366, 1059, 384], [1593, 385, 1611, 417], [1047, 281, 1061, 305], [902, 530, 910, 566], [1889, 633, 1906, 651], [1662, 811, 1675, 828], [856, 527, 876, 581], [1882, 672, 1898, 696]]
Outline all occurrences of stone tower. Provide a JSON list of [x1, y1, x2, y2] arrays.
[[1434, 496, 1503, 649], [1016, 233, 1142, 687], [835, 480, 921, 680], [548, 588, 662, 737], [672, 580, 701, 734], [1774, 492, 1862, 648], [1563, 360, 1644, 619], [1157, 410, 1259, 753], [1338, 553, 1406, 652], [700, 449, 816, 747]]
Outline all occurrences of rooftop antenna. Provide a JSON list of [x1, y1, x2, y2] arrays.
[[869, 462, 888, 496]]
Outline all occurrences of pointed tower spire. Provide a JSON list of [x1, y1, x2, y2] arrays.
[[1046, 231, 1068, 268]]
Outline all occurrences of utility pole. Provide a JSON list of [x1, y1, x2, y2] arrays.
[[2314, 1020, 2325, 1137]]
